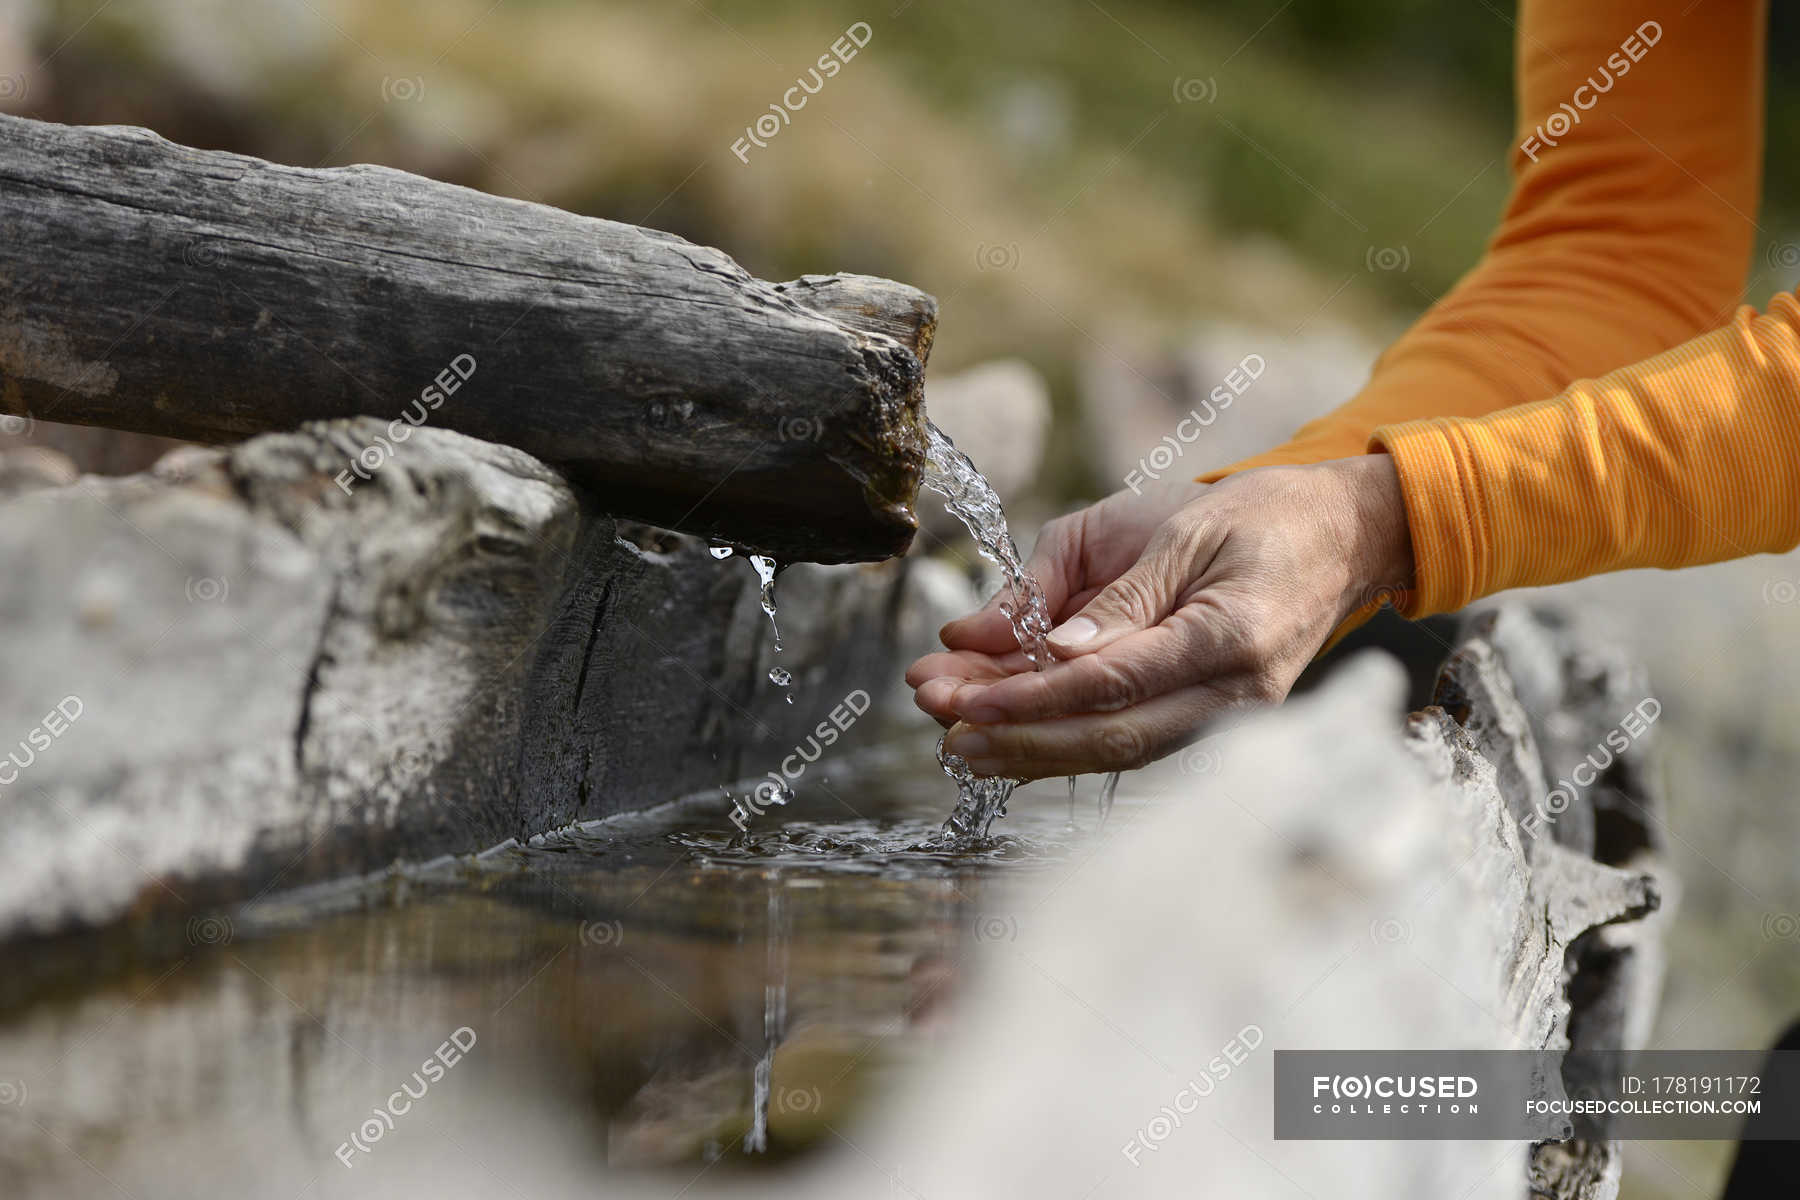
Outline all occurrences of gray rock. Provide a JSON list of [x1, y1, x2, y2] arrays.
[[0, 444, 76, 495], [1080, 321, 1378, 491], [859, 609, 1664, 1200], [0, 419, 924, 937]]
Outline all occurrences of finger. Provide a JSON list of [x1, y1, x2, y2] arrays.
[[949, 604, 1241, 724], [937, 605, 1019, 654], [913, 677, 961, 727], [1059, 585, 1105, 620], [941, 680, 1259, 780], [1045, 518, 1222, 659], [904, 648, 1034, 690], [906, 648, 1034, 726]]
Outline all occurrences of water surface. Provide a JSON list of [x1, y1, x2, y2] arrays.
[[0, 736, 1114, 1189]]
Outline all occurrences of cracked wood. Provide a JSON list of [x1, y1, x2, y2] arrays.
[[0, 114, 936, 563]]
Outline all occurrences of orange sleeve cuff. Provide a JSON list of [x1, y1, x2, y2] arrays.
[[1369, 419, 1483, 619]]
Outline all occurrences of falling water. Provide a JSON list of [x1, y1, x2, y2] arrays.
[[920, 422, 1123, 839], [723, 421, 1116, 840], [919, 422, 1055, 839], [745, 553, 792, 702], [1097, 770, 1121, 825], [919, 424, 1053, 666], [748, 554, 782, 652]]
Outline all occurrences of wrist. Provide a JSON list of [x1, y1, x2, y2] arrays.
[[1323, 453, 1415, 617]]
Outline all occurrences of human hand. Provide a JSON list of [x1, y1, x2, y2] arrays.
[[904, 455, 1414, 779]]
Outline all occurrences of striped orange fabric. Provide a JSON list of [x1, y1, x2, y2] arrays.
[[1200, 0, 1779, 619], [1374, 297, 1800, 615]]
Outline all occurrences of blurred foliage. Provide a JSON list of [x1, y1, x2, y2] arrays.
[[709, 0, 1516, 309]]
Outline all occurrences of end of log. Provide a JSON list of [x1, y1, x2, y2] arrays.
[[752, 272, 939, 563], [776, 273, 939, 364]]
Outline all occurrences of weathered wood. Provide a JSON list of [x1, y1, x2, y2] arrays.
[[776, 273, 938, 362], [0, 114, 936, 563]]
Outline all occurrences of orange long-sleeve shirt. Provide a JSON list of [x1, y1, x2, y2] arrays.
[[1203, 0, 1796, 619]]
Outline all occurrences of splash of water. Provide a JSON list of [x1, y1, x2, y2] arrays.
[[919, 424, 1053, 665], [919, 422, 1058, 839], [920, 422, 1126, 839]]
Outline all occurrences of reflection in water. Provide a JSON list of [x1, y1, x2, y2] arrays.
[[0, 739, 1105, 1192], [744, 883, 786, 1154]]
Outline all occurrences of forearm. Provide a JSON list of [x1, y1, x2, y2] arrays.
[[1376, 296, 1800, 617], [1203, 0, 1765, 480]]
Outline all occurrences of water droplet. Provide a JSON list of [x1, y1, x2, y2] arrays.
[[768, 667, 790, 687], [709, 545, 734, 560], [748, 554, 781, 651], [1098, 770, 1122, 827]]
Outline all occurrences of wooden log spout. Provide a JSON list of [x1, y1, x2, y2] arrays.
[[0, 114, 937, 563]]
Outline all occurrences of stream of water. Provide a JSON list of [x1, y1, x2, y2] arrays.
[[741, 421, 1118, 841], [918, 422, 1128, 841], [723, 422, 1061, 842], [918, 422, 1054, 838], [700, 426, 1083, 1143]]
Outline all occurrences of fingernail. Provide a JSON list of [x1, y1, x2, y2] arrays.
[[945, 730, 990, 758], [1050, 616, 1098, 645]]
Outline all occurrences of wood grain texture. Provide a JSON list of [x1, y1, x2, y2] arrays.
[[0, 114, 936, 562]]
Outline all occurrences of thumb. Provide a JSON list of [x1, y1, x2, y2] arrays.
[[1045, 531, 1190, 658]]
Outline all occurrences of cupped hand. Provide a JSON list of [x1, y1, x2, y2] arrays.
[[906, 480, 1204, 726], [904, 455, 1413, 779]]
